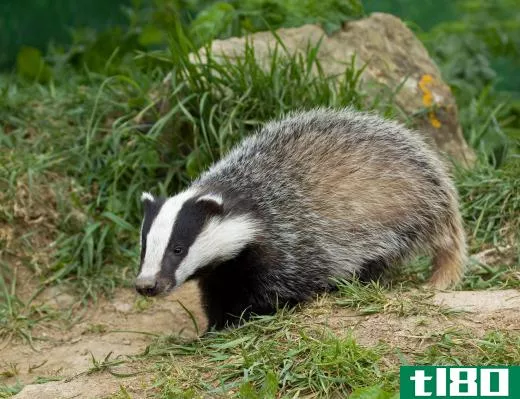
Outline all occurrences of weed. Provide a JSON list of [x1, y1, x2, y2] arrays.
[[456, 159, 520, 250], [133, 296, 155, 312], [0, 382, 22, 399], [0, 264, 60, 347], [105, 385, 134, 399], [0, 364, 18, 379], [395, 248, 520, 291], [83, 323, 109, 334]]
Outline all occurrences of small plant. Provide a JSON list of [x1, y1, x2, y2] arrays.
[[0, 265, 60, 348], [334, 278, 387, 314]]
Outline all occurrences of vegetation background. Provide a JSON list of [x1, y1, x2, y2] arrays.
[[0, 0, 519, 397]]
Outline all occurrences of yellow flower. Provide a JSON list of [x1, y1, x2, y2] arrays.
[[419, 74, 442, 129], [428, 112, 442, 129]]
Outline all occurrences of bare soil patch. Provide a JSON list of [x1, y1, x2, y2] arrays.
[[3, 283, 519, 398], [2, 281, 206, 399]]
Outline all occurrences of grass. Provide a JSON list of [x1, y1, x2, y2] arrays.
[[0, 263, 62, 349], [396, 255, 520, 292], [457, 160, 520, 251], [0, 36, 395, 298], [1, 36, 517, 298], [334, 279, 388, 314], [0, 383, 22, 399], [0, 8, 519, 398], [87, 290, 516, 398], [141, 311, 398, 398], [335, 279, 464, 317], [417, 330, 520, 366]]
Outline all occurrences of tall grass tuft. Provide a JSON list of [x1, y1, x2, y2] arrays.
[[16, 34, 376, 292]]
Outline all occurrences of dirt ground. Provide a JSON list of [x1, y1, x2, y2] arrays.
[[2, 279, 519, 399], [2, 281, 206, 399]]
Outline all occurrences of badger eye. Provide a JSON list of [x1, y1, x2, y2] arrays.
[[173, 246, 184, 255]]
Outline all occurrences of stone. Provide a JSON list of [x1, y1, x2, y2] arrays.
[[38, 285, 76, 310]]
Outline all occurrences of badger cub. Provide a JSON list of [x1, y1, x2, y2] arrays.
[[136, 108, 466, 330]]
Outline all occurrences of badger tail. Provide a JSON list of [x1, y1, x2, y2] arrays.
[[427, 207, 467, 290]]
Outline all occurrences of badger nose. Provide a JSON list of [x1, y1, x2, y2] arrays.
[[135, 276, 158, 296]]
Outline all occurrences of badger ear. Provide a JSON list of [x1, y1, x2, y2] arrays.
[[197, 194, 224, 215], [140, 192, 155, 212]]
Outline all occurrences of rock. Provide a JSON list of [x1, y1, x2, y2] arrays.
[[188, 13, 475, 166], [432, 290, 520, 313], [113, 301, 133, 313], [473, 245, 517, 267], [38, 285, 76, 310]]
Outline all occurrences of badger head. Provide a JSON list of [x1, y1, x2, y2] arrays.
[[135, 189, 261, 296]]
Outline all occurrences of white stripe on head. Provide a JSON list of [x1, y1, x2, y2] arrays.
[[174, 215, 261, 286], [138, 188, 199, 279], [197, 193, 223, 205]]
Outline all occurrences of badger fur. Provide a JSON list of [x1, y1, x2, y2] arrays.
[[136, 108, 466, 330]]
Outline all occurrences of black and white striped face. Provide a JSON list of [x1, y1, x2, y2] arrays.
[[135, 190, 260, 297]]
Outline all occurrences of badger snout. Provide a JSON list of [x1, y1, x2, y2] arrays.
[[135, 275, 159, 296]]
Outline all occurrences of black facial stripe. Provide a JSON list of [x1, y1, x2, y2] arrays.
[[167, 198, 212, 257]]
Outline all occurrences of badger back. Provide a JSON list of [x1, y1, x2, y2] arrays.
[[196, 108, 457, 273]]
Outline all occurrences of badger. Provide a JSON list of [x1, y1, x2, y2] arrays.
[[136, 108, 466, 330]]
